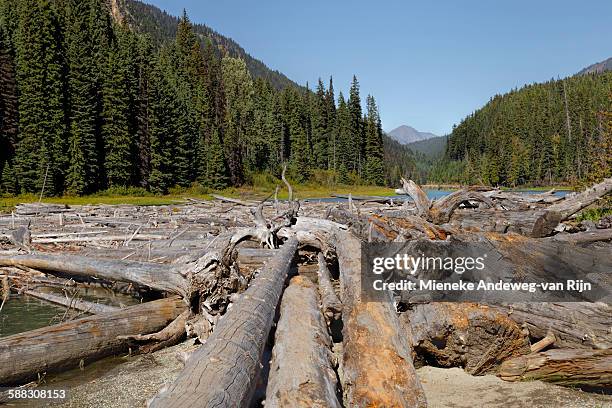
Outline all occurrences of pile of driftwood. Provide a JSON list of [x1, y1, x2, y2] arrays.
[[0, 176, 610, 407]]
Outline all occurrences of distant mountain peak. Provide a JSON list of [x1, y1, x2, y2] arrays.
[[387, 125, 439, 145], [577, 57, 612, 76]]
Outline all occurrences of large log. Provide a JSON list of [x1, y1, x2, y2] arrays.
[[404, 302, 530, 375], [498, 348, 612, 387], [494, 302, 612, 350], [149, 238, 299, 408], [531, 177, 612, 237], [336, 231, 427, 408], [0, 253, 188, 297], [0, 297, 185, 386], [265, 275, 341, 408]]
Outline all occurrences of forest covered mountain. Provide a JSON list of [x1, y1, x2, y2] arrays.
[[434, 70, 612, 186], [0, 0, 393, 197], [406, 135, 447, 158], [116, 0, 297, 90]]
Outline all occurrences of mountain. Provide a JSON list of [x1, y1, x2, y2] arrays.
[[406, 135, 448, 158], [387, 125, 439, 145], [114, 0, 297, 90], [578, 57, 612, 76]]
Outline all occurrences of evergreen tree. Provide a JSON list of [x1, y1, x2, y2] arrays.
[[206, 129, 228, 189], [363, 95, 385, 185], [102, 32, 133, 188], [15, 0, 66, 195], [348, 75, 364, 173]]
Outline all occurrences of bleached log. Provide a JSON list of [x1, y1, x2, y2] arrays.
[[23, 290, 119, 315], [494, 302, 612, 350], [317, 252, 342, 321], [149, 238, 299, 408], [428, 189, 494, 224], [265, 276, 341, 408], [0, 297, 185, 386], [336, 232, 427, 408], [210, 194, 257, 207], [498, 348, 612, 387], [531, 177, 612, 237], [0, 253, 188, 297], [401, 178, 431, 217]]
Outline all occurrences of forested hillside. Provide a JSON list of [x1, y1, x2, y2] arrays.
[[0, 0, 387, 197], [440, 72, 612, 186], [119, 0, 297, 90]]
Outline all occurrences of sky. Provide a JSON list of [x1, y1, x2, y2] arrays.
[[145, 0, 612, 136]]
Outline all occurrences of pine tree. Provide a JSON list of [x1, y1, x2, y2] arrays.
[[0, 24, 18, 188], [363, 95, 385, 185], [102, 32, 133, 188], [206, 129, 228, 189], [15, 0, 66, 195], [221, 55, 253, 185], [348, 75, 364, 174], [65, 0, 105, 194], [336, 92, 352, 180], [148, 60, 177, 194]]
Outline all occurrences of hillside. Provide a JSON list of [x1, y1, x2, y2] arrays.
[[388, 125, 438, 144], [116, 0, 297, 90], [441, 70, 612, 186], [578, 57, 612, 76], [406, 135, 448, 158]]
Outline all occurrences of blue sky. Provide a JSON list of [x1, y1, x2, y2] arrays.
[[144, 0, 612, 135]]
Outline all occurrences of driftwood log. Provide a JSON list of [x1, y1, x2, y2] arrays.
[[0, 297, 185, 386], [149, 238, 298, 408], [336, 231, 427, 408], [317, 252, 342, 322], [498, 348, 612, 387], [23, 290, 120, 315], [265, 275, 341, 408]]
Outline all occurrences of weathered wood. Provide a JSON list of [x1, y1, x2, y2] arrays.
[[401, 178, 431, 217], [317, 252, 342, 322], [498, 348, 612, 387], [336, 231, 427, 408], [119, 309, 192, 354], [0, 297, 185, 386], [211, 194, 257, 207], [265, 276, 341, 408], [23, 290, 119, 315], [403, 302, 530, 375], [494, 302, 612, 350], [0, 253, 187, 297], [429, 189, 494, 224], [398, 232, 612, 303], [531, 177, 612, 237], [149, 238, 299, 408]]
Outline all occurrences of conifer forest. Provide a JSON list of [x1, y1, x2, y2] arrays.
[[0, 0, 386, 197]]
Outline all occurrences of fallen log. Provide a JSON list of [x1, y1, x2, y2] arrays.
[[336, 231, 427, 408], [0, 297, 185, 386], [531, 177, 612, 237], [494, 302, 612, 350], [317, 252, 342, 322], [403, 302, 530, 375], [498, 348, 612, 387], [23, 290, 119, 315], [265, 275, 341, 408], [149, 238, 299, 408], [0, 253, 188, 297], [428, 189, 494, 224]]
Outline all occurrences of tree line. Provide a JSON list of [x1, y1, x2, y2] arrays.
[[0, 0, 386, 197], [438, 71, 612, 186]]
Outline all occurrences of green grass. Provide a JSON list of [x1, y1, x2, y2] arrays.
[[0, 183, 397, 214], [576, 207, 612, 223]]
